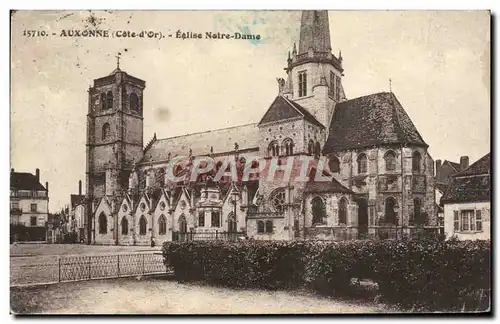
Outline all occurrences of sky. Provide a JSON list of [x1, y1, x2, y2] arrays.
[[10, 10, 490, 212]]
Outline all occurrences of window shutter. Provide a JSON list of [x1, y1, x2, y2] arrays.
[[453, 210, 459, 231]]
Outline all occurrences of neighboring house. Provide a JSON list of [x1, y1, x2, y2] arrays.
[[441, 153, 491, 240], [69, 180, 86, 242], [84, 10, 437, 245], [434, 156, 470, 235], [10, 168, 49, 241]]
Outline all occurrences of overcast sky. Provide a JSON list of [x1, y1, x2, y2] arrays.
[[10, 10, 490, 212]]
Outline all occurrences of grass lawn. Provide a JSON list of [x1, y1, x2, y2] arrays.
[[10, 277, 397, 314]]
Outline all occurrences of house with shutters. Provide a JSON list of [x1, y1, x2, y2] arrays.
[[441, 153, 491, 240]]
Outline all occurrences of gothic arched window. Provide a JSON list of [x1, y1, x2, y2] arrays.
[[98, 212, 107, 234], [130, 93, 139, 112], [314, 141, 321, 157], [178, 214, 187, 233], [139, 216, 147, 235], [311, 196, 326, 225], [329, 156, 340, 173], [268, 141, 279, 157], [384, 151, 397, 172], [384, 197, 397, 225], [270, 188, 286, 214], [102, 123, 110, 141], [308, 140, 314, 155], [338, 197, 348, 225], [412, 198, 425, 225], [357, 153, 368, 174], [121, 217, 128, 235], [106, 91, 113, 110], [412, 151, 422, 173], [158, 215, 167, 235], [283, 138, 294, 156]]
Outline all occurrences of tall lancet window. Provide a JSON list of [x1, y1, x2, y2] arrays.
[[330, 71, 335, 97], [298, 71, 307, 97], [335, 75, 341, 101]]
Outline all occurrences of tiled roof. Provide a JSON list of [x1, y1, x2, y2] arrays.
[[259, 95, 324, 128], [441, 175, 491, 204], [441, 153, 491, 204], [10, 172, 47, 191], [435, 182, 448, 194], [142, 123, 259, 163], [323, 92, 427, 152], [453, 153, 490, 177]]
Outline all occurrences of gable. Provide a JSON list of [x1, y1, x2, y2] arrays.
[[94, 197, 112, 217], [259, 95, 324, 128]]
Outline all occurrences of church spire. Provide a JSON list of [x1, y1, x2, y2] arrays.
[[298, 10, 332, 54]]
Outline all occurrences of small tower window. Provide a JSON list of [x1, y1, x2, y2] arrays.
[[100, 93, 106, 111], [335, 75, 341, 101], [130, 93, 139, 112], [412, 151, 422, 173], [330, 71, 335, 97], [106, 91, 113, 110], [102, 123, 111, 141], [298, 71, 307, 97]]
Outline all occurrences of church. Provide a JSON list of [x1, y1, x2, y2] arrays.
[[84, 10, 437, 245]]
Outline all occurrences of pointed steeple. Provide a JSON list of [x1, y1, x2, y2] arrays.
[[298, 10, 331, 54]]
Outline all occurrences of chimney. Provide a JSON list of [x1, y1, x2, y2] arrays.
[[36, 168, 40, 182], [11, 168, 14, 173], [460, 156, 469, 171], [78, 180, 82, 196], [46, 181, 49, 192], [435, 160, 442, 177]]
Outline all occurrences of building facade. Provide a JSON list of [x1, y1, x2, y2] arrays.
[[84, 10, 437, 245], [441, 153, 491, 240], [10, 168, 49, 241]]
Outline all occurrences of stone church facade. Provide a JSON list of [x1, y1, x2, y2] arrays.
[[84, 10, 437, 245]]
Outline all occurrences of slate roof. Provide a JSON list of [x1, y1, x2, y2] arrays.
[[259, 95, 324, 128], [304, 178, 353, 194], [142, 123, 259, 163], [10, 172, 47, 191], [441, 153, 491, 204], [452, 153, 490, 177], [323, 92, 427, 152]]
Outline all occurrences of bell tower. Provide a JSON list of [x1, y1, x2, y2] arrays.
[[284, 10, 346, 128], [86, 59, 146, 200]]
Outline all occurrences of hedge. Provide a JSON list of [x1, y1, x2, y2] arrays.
[[163, 237, 490, 311]]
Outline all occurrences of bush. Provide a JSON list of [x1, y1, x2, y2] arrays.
[[163, 238, 490, 311]]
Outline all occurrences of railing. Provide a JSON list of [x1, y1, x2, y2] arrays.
[[10, 252, 170, 286], [173, 231, 245, 242]]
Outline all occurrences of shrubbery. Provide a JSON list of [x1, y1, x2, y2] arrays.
[[162, 238, 490, 311]]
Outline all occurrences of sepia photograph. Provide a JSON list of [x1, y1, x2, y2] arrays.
[[9, 8, 491, 315]]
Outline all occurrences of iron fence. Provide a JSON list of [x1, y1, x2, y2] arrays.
[[10, 252, 170, 286], [173, 231, 245, 242]]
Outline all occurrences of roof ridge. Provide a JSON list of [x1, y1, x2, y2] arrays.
[[282, 95, 306, 118], [155, 122, 258, 142]]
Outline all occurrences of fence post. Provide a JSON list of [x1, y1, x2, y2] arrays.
[[142, 254, 145, 275], [88, 256, 91, 280], [117, 254, 120, 277], [58, 256, 61, 282]]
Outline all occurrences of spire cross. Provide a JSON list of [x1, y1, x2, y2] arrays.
[[115, 53, 121, 69], [389, 78, 392, 93]]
